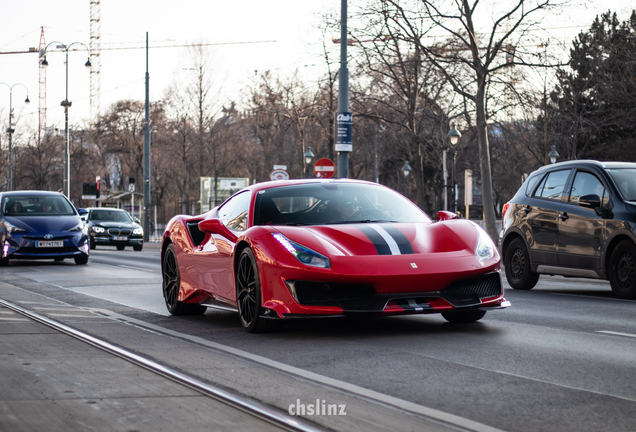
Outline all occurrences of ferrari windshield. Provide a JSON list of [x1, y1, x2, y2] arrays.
[[254, 183, 430, 226], [2, 194, 76, 216], [607, 168, 636, 202]]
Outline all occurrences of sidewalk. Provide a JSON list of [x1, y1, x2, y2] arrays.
[[0, 302, 284, 432]]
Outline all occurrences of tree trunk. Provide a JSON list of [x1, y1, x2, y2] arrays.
[[475, 81, 498, 241]]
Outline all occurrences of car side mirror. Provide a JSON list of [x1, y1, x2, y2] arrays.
[[436, 210, 459, 222], [198, 218, 237, 241], [579, 194, 601, 210]]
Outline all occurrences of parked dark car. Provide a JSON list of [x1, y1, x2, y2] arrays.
[[500, 160, 636, 299], [0, 191, 90, 265], [81, 207, 143, 251]]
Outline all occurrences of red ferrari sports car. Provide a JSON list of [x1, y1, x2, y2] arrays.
[[161, 179, 510, 332]]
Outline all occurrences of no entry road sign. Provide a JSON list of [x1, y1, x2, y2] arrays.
[[314, 158, 335, 178]]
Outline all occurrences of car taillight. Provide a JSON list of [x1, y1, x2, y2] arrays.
[[502, 202, 510, 219]]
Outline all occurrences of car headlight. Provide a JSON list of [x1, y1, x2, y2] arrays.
[[475, 225, 495, 262], [5, 221, 28, 233], [133, 228, 143, 235], [92, 226, 105, 234], [272, 233, 331, 268]]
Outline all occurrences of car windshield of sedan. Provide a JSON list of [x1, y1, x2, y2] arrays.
[[253, 183, 431, 226], [2, 195, 76, 216], [89, 210, 133, 223], [607, 168, 636, 202]]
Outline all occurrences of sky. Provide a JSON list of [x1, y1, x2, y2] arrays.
[[0, 0, 634, 136]]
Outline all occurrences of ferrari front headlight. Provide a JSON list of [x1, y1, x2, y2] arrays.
[[273, 233, 331, 268], [475, 225, 495, 262]]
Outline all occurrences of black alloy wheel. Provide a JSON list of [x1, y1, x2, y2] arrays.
[[162, 244, 206, 315], [236, 248, 277, 333], [609, 240, 636, 299], [505, 238, 540, 290], [441, 309, 487, 323]]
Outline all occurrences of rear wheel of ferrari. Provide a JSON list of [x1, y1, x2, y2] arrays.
[[442, 309, 487, 323], [609, 240, 636, 299], [505, 238, 539, 290], [236, 248, 277, 333], [162, 244, 207, 315]]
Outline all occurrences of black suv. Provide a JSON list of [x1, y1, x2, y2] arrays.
[[81, 207, 144, 251], [500, 160, 636, 299]]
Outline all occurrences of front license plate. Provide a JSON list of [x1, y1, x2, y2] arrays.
[[113, 236, 128, 241], [36, 241, 64, 248]]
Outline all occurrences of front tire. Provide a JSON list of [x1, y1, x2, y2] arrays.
[[90, 236, 96, 250], [442, 309, 487, 323], [504, 238, 540, 290], [133, 244, 143, 251], [74, 255, 89, 265], [116, 245, 125, 251], [609, 240, 636, 299], [162, 244, 206, 315], [236, 248, 277, 333]]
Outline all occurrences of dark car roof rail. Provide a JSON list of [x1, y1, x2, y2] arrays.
[[536, 160, 636, 172]]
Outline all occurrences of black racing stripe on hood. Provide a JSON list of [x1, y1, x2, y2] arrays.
[[381, 225, 414, 254], [358, 226, 391, 255]]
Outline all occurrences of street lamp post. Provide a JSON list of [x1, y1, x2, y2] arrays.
[[41, 42, 91, 199], [0, 83, 29, 191], [402, 161, 411, 197], [447, 123, 462, 214], [304, 146, 314, 178], [548, 145, 559, 164]]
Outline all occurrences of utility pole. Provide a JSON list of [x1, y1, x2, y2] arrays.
[[335, 0, 352, 178], [143, 32, 151, 242]]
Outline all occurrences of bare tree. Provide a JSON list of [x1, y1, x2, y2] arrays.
[[367, 0, 568, 239]]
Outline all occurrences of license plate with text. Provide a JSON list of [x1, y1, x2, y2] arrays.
[[36, 241, 63, 248], [113, 236, 128, 241]]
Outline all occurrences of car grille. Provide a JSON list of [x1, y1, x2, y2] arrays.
[[440, 272, 502, 306], [23, 235, 73, 240], [107, 228, 132, 236], [17, 247, 79, 254], [291, 281, 378, 308]]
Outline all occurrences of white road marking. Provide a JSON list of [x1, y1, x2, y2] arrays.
[[596, 330, 636, 339]]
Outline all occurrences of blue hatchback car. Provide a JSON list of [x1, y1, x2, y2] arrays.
[[0, 191, 90, 265]]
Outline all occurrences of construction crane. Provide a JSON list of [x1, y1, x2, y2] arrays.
[[38, 26, 47, 144], [90, 0, 101, 121]]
